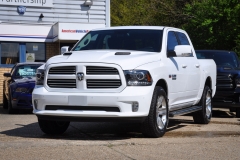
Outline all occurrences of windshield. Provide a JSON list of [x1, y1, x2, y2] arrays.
[[14, 64, 42, 78], [72, 29, 163, 52], [196, 51, 239, 68]]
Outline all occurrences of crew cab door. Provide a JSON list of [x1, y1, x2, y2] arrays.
[[166, 31, 189, 107], [175, 32, 200, 100]]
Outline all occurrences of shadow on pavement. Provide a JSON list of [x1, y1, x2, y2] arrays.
[[0, 104, 33, 115], [212, 109, 236, 118], [1, 106, 237, 140]]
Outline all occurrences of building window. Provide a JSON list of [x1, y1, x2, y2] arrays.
[[1, 43, 19, 64], [0, 42, 46, 67], [26, 43, 45, 62]]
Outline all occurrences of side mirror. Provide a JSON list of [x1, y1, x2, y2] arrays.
[[174, 45, 193, 57], [3, 73, 11, 77], [61, 46, 69, 55]]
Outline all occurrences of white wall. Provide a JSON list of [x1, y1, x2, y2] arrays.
[[0, 0, 109, 25]]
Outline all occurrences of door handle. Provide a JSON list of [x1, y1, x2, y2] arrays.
[[195, 64, 200, 68], [182, 64, 187, 68]]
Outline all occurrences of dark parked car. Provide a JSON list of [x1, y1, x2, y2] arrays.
[[3, 62, 44, 114], [196, 50, 240, 117]]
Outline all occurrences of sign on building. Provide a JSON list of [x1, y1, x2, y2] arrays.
[[0, 0, 53, 7], [26, 53, 35, 62]]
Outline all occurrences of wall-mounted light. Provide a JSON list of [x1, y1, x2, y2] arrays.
[[39, 13, 44, 19], [84, 0, 93, 6]]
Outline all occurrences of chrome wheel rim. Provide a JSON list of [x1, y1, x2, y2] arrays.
[[206, 90, 212, 118], [156, 95, 167, 130]]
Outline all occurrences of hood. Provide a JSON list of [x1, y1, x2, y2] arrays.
[[217, 65, 240, 75], [46, 50, 160, 70], [14, 77, 36, 84]]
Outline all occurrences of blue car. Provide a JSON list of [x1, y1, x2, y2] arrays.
[[3, 62, 44, 114]]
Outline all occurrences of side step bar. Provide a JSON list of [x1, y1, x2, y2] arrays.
[[169, 106, 202, 117]]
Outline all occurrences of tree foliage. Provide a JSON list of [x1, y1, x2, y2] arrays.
[[110, 0, 240, 55], [111, 0, 152, 26], [110, 0, 192, 27], [183, 0, 240, 54]]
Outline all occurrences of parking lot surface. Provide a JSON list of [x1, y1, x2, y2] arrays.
[[0, 106, 239, 160]]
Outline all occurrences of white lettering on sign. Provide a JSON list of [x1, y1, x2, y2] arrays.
[[1, 0, 53, 7]]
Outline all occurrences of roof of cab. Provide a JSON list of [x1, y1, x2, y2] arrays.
[[91, 26, 166, 31], [16, 62, 45, 66]]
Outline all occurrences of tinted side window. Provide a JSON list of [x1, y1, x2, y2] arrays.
[[167, 31, 179, 51], [176, 32, 190, 45]]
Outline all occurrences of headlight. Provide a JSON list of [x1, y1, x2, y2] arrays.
[[235, 78, 240, 87], [124, 70, 152, 86], [36, 69, 45, 85], [15, 87, 28, 93]]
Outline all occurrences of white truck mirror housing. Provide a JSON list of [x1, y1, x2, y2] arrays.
[[175, 45, 193, 57], [61, 46, 69, 55]]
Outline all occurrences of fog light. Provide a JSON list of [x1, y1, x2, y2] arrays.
[[34, 99, 38, 109], [132, 102, 139, 112]]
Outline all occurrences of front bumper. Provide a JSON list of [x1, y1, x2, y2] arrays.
[[213, 90, 240, 108], [212, 101, 240, 108], [32, 86, 154, 120], [12, 93, 33, 109]]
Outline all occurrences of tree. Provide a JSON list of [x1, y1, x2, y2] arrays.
[[111, 0, 152, 26], [110, 0, 192, 27], [183, 0, 240, 55]]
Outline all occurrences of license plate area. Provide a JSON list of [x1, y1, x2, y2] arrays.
[[68, 96, 87, 106]]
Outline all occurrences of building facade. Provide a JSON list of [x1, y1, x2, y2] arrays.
[[0, 0, 110, 102]]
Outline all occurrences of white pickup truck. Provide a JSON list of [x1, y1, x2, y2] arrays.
[[33, 26, 216, 138]]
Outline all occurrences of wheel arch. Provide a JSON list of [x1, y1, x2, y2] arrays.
[[155, 79, 168, 96], [205, 76, 212, 91]]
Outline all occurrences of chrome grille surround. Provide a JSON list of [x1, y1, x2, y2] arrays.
[[45, 63, 126, 93]]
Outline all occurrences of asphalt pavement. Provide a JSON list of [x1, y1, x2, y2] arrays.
[[0, 106, 239, 160]]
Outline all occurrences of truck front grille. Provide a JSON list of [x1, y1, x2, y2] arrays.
[[86, 66, 119, 75], [216, 74, 235, 90], [87, 79, 121, 88], [49, 66, 76, 74], [47, 79, 76, 88], [46, 65, 122, 90]]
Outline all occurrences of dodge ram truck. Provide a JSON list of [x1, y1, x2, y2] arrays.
[[33, 26, 216, 138], [196, 50, 240, 117]]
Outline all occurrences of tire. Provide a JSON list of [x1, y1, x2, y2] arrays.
[[193, 86, 212, 124], [142, 86, 169, 138], [236, 108, 240, 118], [2, 92, 8, 109], [38, 119, 70, 135], [7, 93, 18, 114]]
